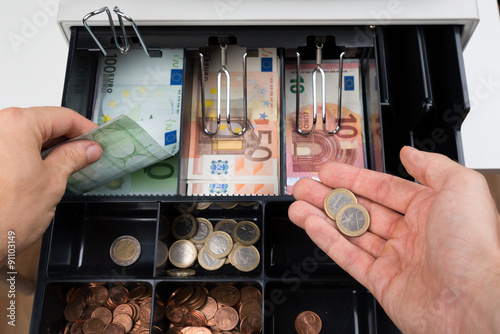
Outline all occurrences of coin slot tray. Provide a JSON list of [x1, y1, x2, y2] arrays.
[[47, 202, 158, 278], [264, 201, 347, 279], [154, 281, 263, 331], [263, 281, 376, 334], [37, 281, 153, 334], [157, 201, 263, 278]]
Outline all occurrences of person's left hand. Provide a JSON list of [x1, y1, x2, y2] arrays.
[[0, 107, 102, 265]]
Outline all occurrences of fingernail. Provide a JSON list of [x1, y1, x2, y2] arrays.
[[86, 143, 102, 164]]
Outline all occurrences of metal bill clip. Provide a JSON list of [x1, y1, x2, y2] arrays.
[[199, 44, 248, 136], [296, 44, 345, 136], [83, 6, 149, 57]]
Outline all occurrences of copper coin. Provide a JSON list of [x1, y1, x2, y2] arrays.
[[181, 310, 207, 327], [153, 298, 166, 322], [239, 300, 262, 320], [82, 317, 105, 334], [240, 286, 262, 304], [91, 307, 113, 326], [102, 323, 125, 334], [108, 286, 129, 305], [112, 313, 134, 333], [165, 327, 183, 334], [174, 285, 195, 304], [214, 306, 239, 331], [240, 312, 262, 334], [64, 301, 84, 322], [197, 296, 218, 320], [113, 303, 134, 318], [89, 286, 109, 307], [140, 298, 152, 324], [166, 304, 189, 323], [70, 322, 84, 334], [185, 327, 212, 334], [215, 286, 240, 307], [129, 285, 148, 301], [295, 311, 322, 334]]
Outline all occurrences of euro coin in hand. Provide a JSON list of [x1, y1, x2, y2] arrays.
[[324, 188, 357, 220], [336, 203, 370, 237]]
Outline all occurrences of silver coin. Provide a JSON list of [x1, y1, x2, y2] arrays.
[[155, 240, 169, 268], [172, 214, 198, 240], [190, 218, 213, 244], [169, 240, 197, 268], [233, 221, 260, 246], [214, 219, 237, 238], [324, 188, 357, 220], [198, 246, 224, 271], [231, 245, 260, 272], [205, 231, 233, 259], [336, 203, 370, 237]]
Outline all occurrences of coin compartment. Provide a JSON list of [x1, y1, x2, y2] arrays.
[[47, 202, 158, 278], [154, 281, 263, 331], [263, 281, 378, 334], [157, 201, 263, 278], [264, 201, 348, 279], [35, 281, 154, 334]]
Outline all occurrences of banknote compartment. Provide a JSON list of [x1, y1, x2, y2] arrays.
[[47, 202, 158, 278], [263, 201, 347, 279], [154, 281, 263, 331], [263, 280, 377, 334], [157, 200, 263, 278], [283, 32, 380, 194], [35, 281, 154, 334]]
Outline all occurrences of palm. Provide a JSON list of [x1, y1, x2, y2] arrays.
[[289, 147, 500, 333]]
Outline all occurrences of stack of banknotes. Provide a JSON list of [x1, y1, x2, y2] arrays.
[[186, 46, 280, 195], [85, 49, 184, 195], [284, 60, 366, 194]]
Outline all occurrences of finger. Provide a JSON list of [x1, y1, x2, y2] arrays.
[[292, 178, 402, 239], [25, 107, 97, 144], [318, 162, 426, 214], [304, 214, 375, 289], [44, 140, 102, 179], [290, 200, 387, 258], [400, 146, 485, 193]]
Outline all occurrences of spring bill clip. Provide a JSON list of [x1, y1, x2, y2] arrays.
[[296, 44, 345, 135], [199, 44, 248, 136], [83, 6, 150, 57]]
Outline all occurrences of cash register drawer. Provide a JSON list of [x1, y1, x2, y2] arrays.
[[30, 23, 469, 334]]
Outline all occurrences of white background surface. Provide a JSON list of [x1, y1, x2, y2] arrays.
[[0, 0, 499, 170]]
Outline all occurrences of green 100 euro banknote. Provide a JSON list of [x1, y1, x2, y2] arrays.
[[88, 48, 184, 195], [42, 115, 176, 195]]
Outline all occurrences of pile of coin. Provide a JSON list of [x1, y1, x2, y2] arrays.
[[62, 283, 154, 333], [168, 214, 261, 273], [324, 188, 371, 237], [295, 311, 322, 334], [160, 284, 262, 333]]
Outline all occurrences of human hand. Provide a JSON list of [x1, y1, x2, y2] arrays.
[[0, 107, 102, 266], [289, 146, 500, 333]]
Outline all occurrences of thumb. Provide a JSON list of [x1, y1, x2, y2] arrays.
[[44, 140, 102, 179], [400, 146, 471, 192]]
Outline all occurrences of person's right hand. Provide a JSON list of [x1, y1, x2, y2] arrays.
[[289, 146, 500, 333], [0, 107, 102, 267]]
